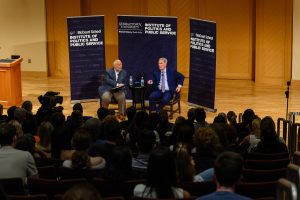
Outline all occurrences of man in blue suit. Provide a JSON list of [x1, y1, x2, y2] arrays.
[[98, 59, 127, 119], [148, 57, 184, 112]]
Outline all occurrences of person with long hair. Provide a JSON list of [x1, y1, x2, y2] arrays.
[[134, 147, 190, 198], [63, 129, 105, 169]]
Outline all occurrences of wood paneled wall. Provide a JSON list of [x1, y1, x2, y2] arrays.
[[46, 0, 292, 85], [255, 0, 292, 84]]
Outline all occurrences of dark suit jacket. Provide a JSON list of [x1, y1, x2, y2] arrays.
[[152, 67, 184, 95], [98, 68, 127, 96]]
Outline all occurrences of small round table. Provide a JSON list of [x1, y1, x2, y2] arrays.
[[129, 83, 147, 110]]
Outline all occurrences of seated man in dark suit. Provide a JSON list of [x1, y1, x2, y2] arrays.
[[148, 57, 184, 112], [98, 59, 127, 120]]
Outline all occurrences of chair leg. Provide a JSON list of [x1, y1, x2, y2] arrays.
[[178, 100, 181, 114], [169, 104, 173, 119]]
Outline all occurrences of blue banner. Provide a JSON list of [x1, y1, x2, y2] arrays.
[[67, 16, 106, 101], [188, 18, 216, 111], [118, 15, 177, 98]]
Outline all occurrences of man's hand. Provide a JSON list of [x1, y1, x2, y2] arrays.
[[117, 83, 125, 87], [147, 80, 153, 85], [175, 86, 181, 93]]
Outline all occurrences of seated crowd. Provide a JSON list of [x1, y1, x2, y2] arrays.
[[0, 101, 289, 199]]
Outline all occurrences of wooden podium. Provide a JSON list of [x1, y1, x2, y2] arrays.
[[0, 58, 23, 107]]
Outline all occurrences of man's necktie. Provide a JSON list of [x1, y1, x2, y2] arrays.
[[161, 71, 165, 92]]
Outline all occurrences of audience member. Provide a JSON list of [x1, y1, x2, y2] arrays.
[[251, 116, 288, 154], [6, 106, 17, 122], [194, 108, 209, 131], [88, 117, 122, 168], [236, 109, 255, 142], [193, 128, 223, 173], [196, 152, 250, 200], [104, 145, 135, 181], [8, 120, 23, 138], [134, 147, 190, 198], [63, 183, 102, 200], [83, 117, 101, 142], [97, 107, 110, 122], [22, 100, 33, 114], [132, 130, 156, 172], [0, 123, 38, 179], [157, 110, 173, 146], [63, 129, 105, 169], [174, 143, 195, 182], [21, 100, 37, 134], [50, 111, 66, 159], [120, 106, 136, 131], [35, 121, 54, 158]]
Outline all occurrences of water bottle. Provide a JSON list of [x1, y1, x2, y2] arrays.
[[140, 76, 144, 87], [129, 75, 133, 86]]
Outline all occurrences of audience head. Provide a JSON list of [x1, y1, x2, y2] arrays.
[[158, 110, 169, 124], [125, 106, 136, 121], [8, 120, 23, 138], [133, 110, 149, 129], [137, 130, 156, 153], [103, 118, 122, 142], [174, 143, 195, 182], [213, 114, 227, 124], [0, 123, 17, 146], [242, 108, 255, 125], [172, 119, 194, 145], [227, 111, 237, 124], [13, 108, 27, 124], [71, 110, 83, 123], [7, 106, 17, 121], [63, 184, 102, 200], [109, 146, 133, 177], [73, 103, 83, 113], [147, 146, 177, 198], [252, 118, 261, 138], [71, 129, 92, 169], [50, 111, 65, 128], [194, 127, 223, 156], [194, 108, 206, 123], [97, 107, 110, 121], [148, 112, 160, 130], [71, 129, 92, 151], [260, 116, 277, 142], [15, 134, 35, 155], [210, 123, 229, 148], [214, 151, 243, 188], [38, 121, 54, 148], [187, 108, 195, 122], [22, 101, 33, 113], [83, 117, 101, 142]]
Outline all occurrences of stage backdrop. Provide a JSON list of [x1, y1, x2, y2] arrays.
[[67, 15, 106, 102], [118, 15, 177, 98], [188, 18, 216, 111]]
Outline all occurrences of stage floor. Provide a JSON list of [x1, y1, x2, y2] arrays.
[[14, 73, 300, 125]]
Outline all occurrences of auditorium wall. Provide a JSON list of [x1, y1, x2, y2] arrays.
[[45, 0, 292, 85], [0, 0, 47, 72], [293, 0, 300, 81]]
